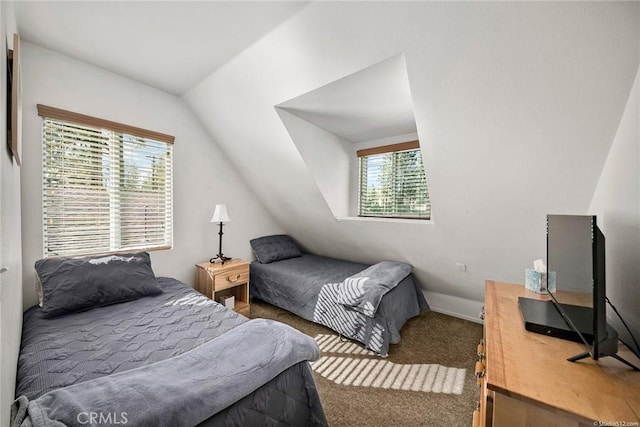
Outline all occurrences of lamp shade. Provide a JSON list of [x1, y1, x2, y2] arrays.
[[211, 204, 231, 223]]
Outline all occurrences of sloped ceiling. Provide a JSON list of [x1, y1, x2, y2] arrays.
[[185, 2, 640, 318], [277, 53, 417, 143], [13, 1, 309, 95]]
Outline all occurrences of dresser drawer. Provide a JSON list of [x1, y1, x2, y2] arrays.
[[214, 267, 249, 291]]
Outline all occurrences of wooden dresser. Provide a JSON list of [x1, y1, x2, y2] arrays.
[[476, 280, 640, 427]]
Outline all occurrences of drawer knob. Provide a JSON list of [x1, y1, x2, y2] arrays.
[[477, 343, 485, 358], [475, 360, 486, 385], [226, 274, 241, 283]]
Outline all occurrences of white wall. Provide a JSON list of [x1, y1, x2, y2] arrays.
[[20, 42, 284, 309], [589, 67, 640, 352], [0, 3, 23, 426], [185, 2, 640, 319]]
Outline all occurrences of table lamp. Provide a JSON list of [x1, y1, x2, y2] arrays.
[[209, 204, 232, 264]]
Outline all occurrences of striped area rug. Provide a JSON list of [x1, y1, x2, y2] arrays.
[[311, 334, 466, 394]]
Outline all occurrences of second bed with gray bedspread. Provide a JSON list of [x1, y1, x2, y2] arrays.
[[250, 254, 430, 356]]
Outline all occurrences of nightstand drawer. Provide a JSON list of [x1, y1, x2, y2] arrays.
[[214, 267, 249, 291]]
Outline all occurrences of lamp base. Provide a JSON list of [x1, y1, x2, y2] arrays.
[[209, 254, 232, 264]]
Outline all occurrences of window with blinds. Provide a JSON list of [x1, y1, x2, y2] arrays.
[[358, 141, 431, 220], [39, 105, 174, 257]]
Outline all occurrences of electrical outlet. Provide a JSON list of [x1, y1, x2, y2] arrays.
[[456, 263, 466, 272]]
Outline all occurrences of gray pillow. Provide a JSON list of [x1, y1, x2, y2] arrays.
[[250, 235, 302, 264], [35, 252, 162, 318]]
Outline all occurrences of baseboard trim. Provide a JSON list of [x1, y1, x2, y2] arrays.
[[423, 291, 484, 324]]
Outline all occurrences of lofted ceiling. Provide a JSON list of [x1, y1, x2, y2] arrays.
[[277, 53, 417, 143], [13, 1, 309, 95]]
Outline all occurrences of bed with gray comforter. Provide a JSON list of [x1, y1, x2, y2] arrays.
[[13, 277, 327, 427], [250, 254, 430, 357]]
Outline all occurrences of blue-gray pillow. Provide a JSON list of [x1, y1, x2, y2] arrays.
[[250, 235, 302, 264], [35, 252, 162, 318]]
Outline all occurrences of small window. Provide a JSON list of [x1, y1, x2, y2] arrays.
[[357, 141, 431, 220], [38, 105, 174, 257]]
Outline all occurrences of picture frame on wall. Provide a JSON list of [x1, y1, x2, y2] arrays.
[[7, 33, 21, 166]]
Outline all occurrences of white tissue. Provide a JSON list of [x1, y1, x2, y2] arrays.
[[533, 259, 546, 272]]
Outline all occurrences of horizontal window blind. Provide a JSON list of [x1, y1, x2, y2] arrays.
[[41, 112, 173, 257], [358, 142, 431, 220]]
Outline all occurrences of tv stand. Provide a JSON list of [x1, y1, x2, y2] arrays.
[[518, 297, 640, 370], [478, 281, 640, 427], [568, 326, 640, 371]]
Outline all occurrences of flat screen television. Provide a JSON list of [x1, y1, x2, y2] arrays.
[[518, 214, 638, 370]]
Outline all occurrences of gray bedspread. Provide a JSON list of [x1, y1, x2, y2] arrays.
[[250, 255, 429, 356], [13, 319, 319, 427], [15, 277, 327, 426]]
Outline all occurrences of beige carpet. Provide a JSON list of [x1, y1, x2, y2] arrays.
[[250, 301, 483, 427]]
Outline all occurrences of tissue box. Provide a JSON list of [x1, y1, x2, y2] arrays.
[[525, 269, 557, 294], [219, 295, 235, 309]]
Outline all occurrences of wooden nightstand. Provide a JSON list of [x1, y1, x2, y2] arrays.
[[195, 259, 250, 316]]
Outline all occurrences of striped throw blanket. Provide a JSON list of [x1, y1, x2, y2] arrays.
[[312, 262, 412, 356]]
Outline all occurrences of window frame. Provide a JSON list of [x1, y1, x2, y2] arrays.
[[356, 140, 431, 220], [38, 104, 174, 258]]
